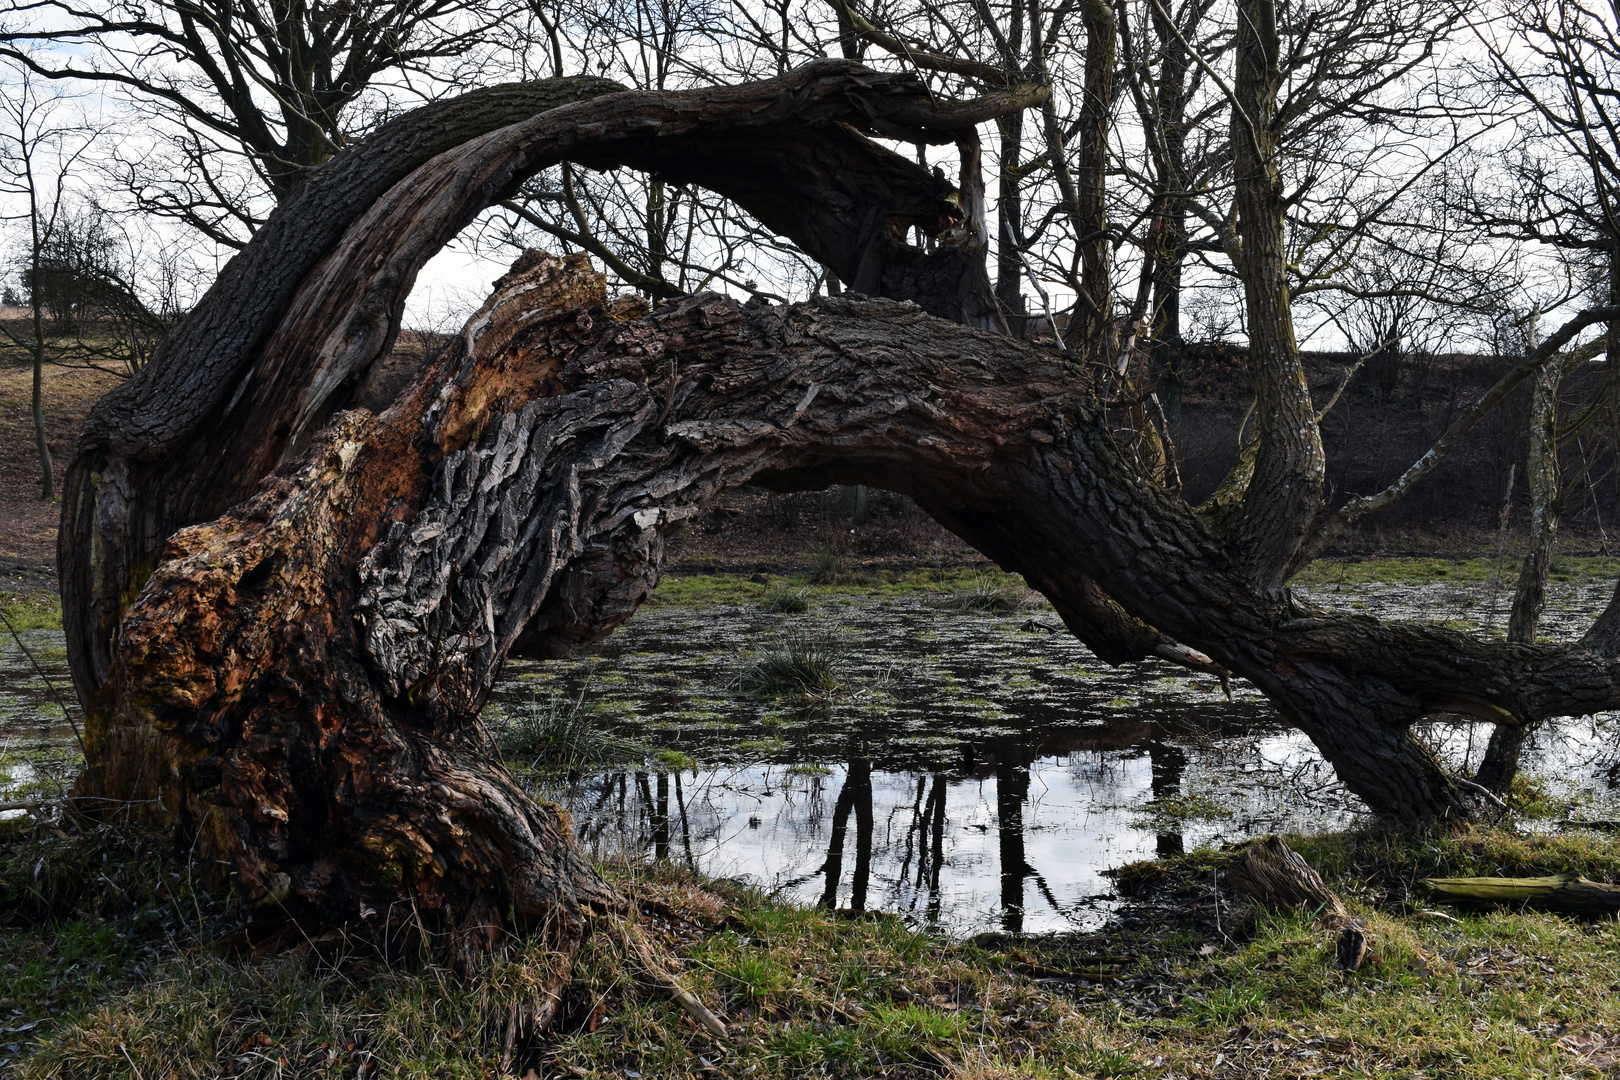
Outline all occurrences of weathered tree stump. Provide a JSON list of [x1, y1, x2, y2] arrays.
[[1227, 836, 1348, 920]]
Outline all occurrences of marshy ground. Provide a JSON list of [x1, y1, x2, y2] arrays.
[[4, 554, 1620, 1078]]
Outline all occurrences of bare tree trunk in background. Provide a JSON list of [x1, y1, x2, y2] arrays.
[[994, 5, 1028, 336], [1071, 0, 1117, 362], [1476, 325, 1562, 794], [1147, 0, 1194, 437], [28, 241, 52, 501]]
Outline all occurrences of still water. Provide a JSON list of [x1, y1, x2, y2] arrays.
[[3, 574, 1618, 937]]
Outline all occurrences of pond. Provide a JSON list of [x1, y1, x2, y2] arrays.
[[4, 569, 1619, 937]]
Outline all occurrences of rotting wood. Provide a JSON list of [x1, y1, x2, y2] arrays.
[[1226, 836, 1348, 921], [1423, 874, 1620, 918]]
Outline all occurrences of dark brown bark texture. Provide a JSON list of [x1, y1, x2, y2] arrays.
[[63, 61, 1042, 804]]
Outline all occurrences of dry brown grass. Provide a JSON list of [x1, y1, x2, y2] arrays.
[[0, 355, 122, 566]]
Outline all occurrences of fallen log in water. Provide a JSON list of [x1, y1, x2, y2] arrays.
[[1423, 874, 1620, 917]]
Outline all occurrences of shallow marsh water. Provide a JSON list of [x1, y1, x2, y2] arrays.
[[3, 569, 1620, 937]]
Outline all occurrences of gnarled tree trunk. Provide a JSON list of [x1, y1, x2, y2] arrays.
[[64, 60, 1046, 810]]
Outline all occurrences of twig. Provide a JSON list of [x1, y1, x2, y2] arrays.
[[1454, 776, 1509, 812], [625, 922, 729, 1040]]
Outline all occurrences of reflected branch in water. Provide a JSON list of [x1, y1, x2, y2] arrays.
[[654, 772, 670, 861], [851, 759, 873, 912], [895, 775, 927, 904], [926, 772, 946, 923], [675, 771, 695, 869], [818, 763, 859, 908]]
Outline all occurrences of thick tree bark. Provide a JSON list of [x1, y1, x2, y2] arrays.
[[105, 248, 1620, 951]]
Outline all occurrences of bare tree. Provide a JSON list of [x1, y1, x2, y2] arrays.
[[1, 0, 538, 244], [0, 62, 98, 499]]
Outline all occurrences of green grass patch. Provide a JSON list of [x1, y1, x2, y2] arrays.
[[0, 595, 61, 632], [19, 823, 1620, 1078], [648, 568, 1015, 609]]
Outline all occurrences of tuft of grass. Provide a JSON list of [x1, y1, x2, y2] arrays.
[[740, 633, 845, 698], [759, 584, 812, 614], [945, 571, 1032, 613], [494, 689, 640, 775], [715, 952, 790, 1002], [806, 546, 871, 586]]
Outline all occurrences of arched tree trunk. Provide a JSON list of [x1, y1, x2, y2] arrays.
[[62, 62, 1620, 979], [64, 60, 1047, 809], [114, 248, 1620, 945]]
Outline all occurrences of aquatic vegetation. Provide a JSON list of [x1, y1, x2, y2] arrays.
[[759, 584, 812, 614], [740, 632, 846, 698], [495, 689, 640, 774], [945, 571, 1031, 613]]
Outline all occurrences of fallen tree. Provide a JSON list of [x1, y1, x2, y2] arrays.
[[59, 58, 1620, 974]]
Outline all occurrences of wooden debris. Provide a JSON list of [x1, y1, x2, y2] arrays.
[[1423, 874, 1620, 918], [1335, 924, 1369, 971], [1227, 835, 1349, 922]]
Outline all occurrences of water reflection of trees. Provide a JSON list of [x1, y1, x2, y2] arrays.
[[561, 720, 1198, 930]]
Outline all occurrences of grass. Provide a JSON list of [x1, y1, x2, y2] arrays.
[[759, 583, 812, 614], [1291, 554, 1620, 588], [494, 688, 642, 775], [807, 545, 870, 586], [0, 595, 61, 632], [14, 822, 1620, 1077], [739, 632, 845, 698], [945, 571, 1033, 613], [644, 567, 1021, 609]]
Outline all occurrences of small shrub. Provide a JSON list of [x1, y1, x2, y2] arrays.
[[761, 584, 812, 613], [741, 633, 845, 698], [946, 572, 1031, 613]]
